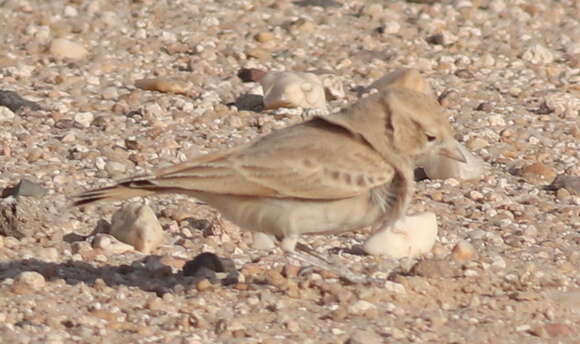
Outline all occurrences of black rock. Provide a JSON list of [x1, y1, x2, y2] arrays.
[[0, 90, 41, 112], [182, 252, 234, 277], [293, 0, 342, 8]]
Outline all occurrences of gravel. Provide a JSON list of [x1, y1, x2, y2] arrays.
[[0, 0, 578, 343]]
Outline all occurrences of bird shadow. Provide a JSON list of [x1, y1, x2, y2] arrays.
[[0, 256, 197, 296]]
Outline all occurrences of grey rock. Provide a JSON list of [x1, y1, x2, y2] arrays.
[[0, 90, 41, 112]]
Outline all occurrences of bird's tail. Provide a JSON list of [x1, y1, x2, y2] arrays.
[[73, 179, 158, 206]]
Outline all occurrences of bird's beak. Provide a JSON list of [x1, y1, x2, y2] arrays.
[[439, 143, 467, 163]]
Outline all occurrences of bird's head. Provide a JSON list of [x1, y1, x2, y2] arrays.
[[322, 88, 465, 164], [383, 88, 465, 162]]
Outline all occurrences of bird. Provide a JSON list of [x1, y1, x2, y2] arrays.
[[74, 87, 465, 282]]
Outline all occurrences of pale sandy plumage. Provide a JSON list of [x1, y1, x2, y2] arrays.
[[74, 88, 464, 253]]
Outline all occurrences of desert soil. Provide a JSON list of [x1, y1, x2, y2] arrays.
[[0, 0, 579, 343]]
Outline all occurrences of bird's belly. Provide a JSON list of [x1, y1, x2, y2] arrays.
[[195, 192, 385, 237]]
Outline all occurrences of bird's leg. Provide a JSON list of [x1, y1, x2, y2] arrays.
[[280, 235, 370, 284]]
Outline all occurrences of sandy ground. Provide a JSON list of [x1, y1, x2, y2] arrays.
[[0, 0, 579, 343]]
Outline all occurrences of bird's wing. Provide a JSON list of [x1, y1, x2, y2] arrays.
[[144, 119, 395, 200]]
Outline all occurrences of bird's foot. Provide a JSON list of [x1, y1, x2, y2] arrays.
[[286, 246, 372, 284]]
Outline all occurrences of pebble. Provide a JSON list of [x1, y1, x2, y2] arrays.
[[0, 106, 16, 121], [522, 44, 554, 64], [410, 259, 457, 279], [518, 162, 557, 185], [466, 137, 490, 150], [237, 68, 266, 83], [110, 203, 164, 254], [260, 71, 327, 110], [452, 240, 477, 262], [182, 252, 235, 277], [91, 233, 134, 254], [74, 112, 94, 128], [348, 300, 377, 316], [426, 32, 457, 46], [49, 38, 88, 59], [196, 279, 213, 291], [487, 114, 506, 126], [546, 175, 580, 195], [9, 178, 47, 198], [347, 329, 383, 344], [0, 90, 41, 112], [246, 47, 271, 61], [12, 271, 46, 293], [102, 87, 119, 100], [294, 0, 342, 8], [364, 212, 437, 258], [104, 161, 127, 176], [255, 32, 276, 43], [380, 21, 400, 35], [530, 323, 575, 338], [135, 78, 188, 95]]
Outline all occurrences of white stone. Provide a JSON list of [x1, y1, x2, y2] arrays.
[[92, 233, 134, 254], [143, 102, 166, 119], [252, 232, 276, 250], [102, 87, 118, 100], [74, 112, 94, 128], [381, 21, 400, 35], [417, 141, 486, 180], [110, 204, 164, 254], [14, 271, 46, 291], [364, 212, 438, 258], [383, 281, 406, 294], [49, 38, 88, 60], [260, 71, 327, 110], [348, 300, 377, 315], [487, 114, 506, 126], [63, 5, 78, 17], [522, 44, 554, 64], [104, 161, 127, 175], [0, 106, 15, 122]]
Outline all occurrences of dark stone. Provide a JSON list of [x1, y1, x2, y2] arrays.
[[0, 90, 41, 112], [237, 68, 266, 83], [183, 252, 227, 276], [414, 167, 429, 181], [0, 196, 53, 238], [410, 259, 458, 278], [54, 119, 75, 129], [475, 102, 493, 112], [454, 69, 474, 79], [545, 175, 580, 195], [426, 34, 445, 45], [293, 0, 342, 8], [235, 93, 264, 112], [221, 271, 241, 286], [10, 179, 48, 198], [189, 266, 217, 282], [182, 218, 215, 236]]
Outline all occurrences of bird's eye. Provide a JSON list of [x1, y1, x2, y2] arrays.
[[426, 134, 436, 142]]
